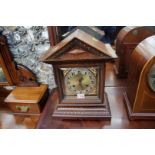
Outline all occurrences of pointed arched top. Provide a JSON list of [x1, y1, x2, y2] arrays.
[[41, 29, 117, 63]]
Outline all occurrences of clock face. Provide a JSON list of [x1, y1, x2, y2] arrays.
[[61, 67, 99, 96], [147, 64, 155, 92]]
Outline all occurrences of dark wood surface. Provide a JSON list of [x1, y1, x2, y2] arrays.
[[0, 112, 40, 129], [37, 62, 155, 129], [48, 27, 58, 46]]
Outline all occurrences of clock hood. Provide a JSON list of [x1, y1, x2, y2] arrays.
[[40, 29, 117, 64]]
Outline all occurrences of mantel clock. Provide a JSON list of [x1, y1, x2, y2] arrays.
[[41, 29, 117, 119], [124, 35, 155, 120], [115, 26, 155, 78]]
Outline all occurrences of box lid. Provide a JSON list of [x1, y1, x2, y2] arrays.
[[4, 84, 48, 104]]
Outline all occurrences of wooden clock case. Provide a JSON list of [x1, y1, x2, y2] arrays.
[[124, 35, 155, 120], [114, 26, 155, 78], [41, 29, 117, 119]]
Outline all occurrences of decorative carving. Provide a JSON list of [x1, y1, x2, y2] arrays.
[[52, 93, 111, 119], [51, 38, 107, 59]]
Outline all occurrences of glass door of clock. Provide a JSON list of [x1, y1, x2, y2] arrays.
[[61, 67, 99, 98]]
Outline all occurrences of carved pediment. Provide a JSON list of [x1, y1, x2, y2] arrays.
[[41, 29, 117, 63]]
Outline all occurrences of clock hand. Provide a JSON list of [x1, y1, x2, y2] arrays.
[[77, 72, 84, 91]]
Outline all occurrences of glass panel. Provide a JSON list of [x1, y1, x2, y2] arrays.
[[148, 64, 155, 92], [0, 65, 7, 82], [61, 67, 99, 96]]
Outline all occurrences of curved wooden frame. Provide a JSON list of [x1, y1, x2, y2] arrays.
[[115, 26, 155, 78], [0, 36, 16, 86], [0, 53, 13, 86], [0, 35, 38, 87], [124, 35, 155, 120]]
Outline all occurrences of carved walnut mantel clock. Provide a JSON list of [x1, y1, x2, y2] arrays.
[[41, 29, 117, 119]]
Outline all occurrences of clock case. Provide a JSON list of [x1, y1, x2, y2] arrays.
[[124, 35, 155, 120], [114, 26, 155, 78], [41, 29, 117, 119]]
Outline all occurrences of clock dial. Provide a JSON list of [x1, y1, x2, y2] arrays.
[[147, 64, 155, 92], [62, 67, 99, 96]]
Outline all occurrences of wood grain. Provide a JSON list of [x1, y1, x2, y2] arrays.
[[41, 29, 117, 119], [124, 35, 155, 119], [4, 84, 48, 114]]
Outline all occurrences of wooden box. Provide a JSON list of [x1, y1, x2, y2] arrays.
[[114, 26, 155, 78], [124, 35, 155, 120], [4, 84, 48, 114]]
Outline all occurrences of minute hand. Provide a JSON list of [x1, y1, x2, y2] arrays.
[[78, 74, 84, 90]]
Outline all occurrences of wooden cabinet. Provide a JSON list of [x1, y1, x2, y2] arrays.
[[115, 26, 155, 78], [41, 29, 117, 119], [124, 35, 155, 120]]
